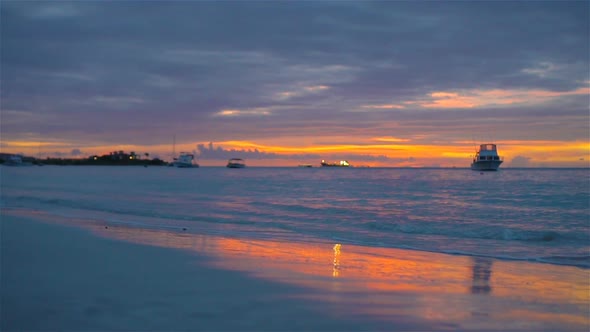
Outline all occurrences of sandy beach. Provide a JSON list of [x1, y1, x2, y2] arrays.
[[2, 210, 588, 331], [1, 214, 418, 331]]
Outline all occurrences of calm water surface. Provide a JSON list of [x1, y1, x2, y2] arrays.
[[2, 166, 589, 268]]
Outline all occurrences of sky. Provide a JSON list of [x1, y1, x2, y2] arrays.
[[1, 0, 589, 167]]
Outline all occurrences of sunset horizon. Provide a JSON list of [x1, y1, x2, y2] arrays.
[[2, 1, 588, 167], [2, 138, 588, 168]]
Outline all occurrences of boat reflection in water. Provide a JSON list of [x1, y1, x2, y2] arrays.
[[87, 223, 589, 330], [471, 257, 493, 294]]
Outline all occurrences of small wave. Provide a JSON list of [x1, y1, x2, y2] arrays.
[[106, 218, 188, 231], [536, 255, 590, 269], [363, 220, 584, 244], [500, 229, 560, 242]]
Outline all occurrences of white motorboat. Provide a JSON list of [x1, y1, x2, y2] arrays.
[[170, 152, 199, 168], [3, 154, 32, 166], [471, 144, 503, 171], [321, 160, 350, 167], [227, 158, 246, 168]]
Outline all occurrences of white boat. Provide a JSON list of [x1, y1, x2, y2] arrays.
[[321, 160, 350, 167], [170, 152, 199, 168], [3, 154, 32, 166], [227, 158, 246, 168], [471, 144, 503, 171]]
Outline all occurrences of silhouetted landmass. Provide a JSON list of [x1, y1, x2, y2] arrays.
[[0, 151, 167, 166]]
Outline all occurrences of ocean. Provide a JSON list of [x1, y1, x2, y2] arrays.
[[1, 166, 589, 269]]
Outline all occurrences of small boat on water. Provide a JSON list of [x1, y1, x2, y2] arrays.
[[321, 160, 350, 167], [3, 154, 32, 166], [227, 158, 246, 168], [169, 152, 199, 168], [471, 144, 503, 171], [167, 136, 198, 168], [298, 164, 313, 168]]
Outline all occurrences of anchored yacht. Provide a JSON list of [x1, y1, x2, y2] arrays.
[[471, 144, 503, 171], [320, 160, 350, 167], [227, 158, 246, 168], [170, 152, 199, 168]]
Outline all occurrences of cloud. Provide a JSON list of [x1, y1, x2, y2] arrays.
[[1, 1, 588, 167], [275, 85, 331, 101], [418, 92, 477, 109], [372, 137, 410, 143], [196, 142, 319, 160], [509, 155, 533, 168], [397, 86, 590, 109], [213, 108, 272, 117], [70, 149, 83, 156], [49, 150, 84, 158], [522, 61, 561, 78], [360, 104, 406, 110]]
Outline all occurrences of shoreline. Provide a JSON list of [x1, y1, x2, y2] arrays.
[[2, 212, 588, 331], [1, 215, 402, 331]]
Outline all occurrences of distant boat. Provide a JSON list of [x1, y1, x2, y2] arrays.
[[170, 152, 199, 168], [227, 158, 246, 168], [471, 144, 503, 171], [3, 154, 32, 166], [167, 135, 198, 168], [298, 164, 313, 168], [321, 160, 350, 167]]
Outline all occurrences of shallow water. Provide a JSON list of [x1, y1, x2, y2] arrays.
[[1, 166, 589, 268]]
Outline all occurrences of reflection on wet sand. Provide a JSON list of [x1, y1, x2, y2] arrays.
[[333, 243, 341, 277], [87, 224, 589, 330], [471, 257, 493, 294]]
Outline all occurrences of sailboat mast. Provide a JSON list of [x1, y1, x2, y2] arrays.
[[172, 135, 176, 160]]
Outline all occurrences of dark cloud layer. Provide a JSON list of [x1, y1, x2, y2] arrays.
[[1, 1, 588, 149]]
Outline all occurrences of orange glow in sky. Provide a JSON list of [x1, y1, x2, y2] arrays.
[[2, 138, 588, 168], [2, 84, 588, 168], [1, 2, 588, 170]]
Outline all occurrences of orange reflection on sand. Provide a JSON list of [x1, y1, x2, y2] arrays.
[[91, 225, 470, 293], [86, 223, 588, 328], [5, 202, 589, 330], [492, 264, 589, 304], [91, 224, 588, 300]]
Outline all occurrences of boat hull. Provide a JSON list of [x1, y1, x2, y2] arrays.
[[227, 163, 245, 168], [175, 163, 199, 168], [471, 160, 502, 171], [227, 158, 246, 168]]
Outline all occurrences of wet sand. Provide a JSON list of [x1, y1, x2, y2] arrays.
[[1, 212, 588, 331]]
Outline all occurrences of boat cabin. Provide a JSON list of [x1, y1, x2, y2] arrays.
[[475, 144, 501, 161]]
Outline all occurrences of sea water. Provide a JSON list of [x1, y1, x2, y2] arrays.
[[1, 166, 588, 268]]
